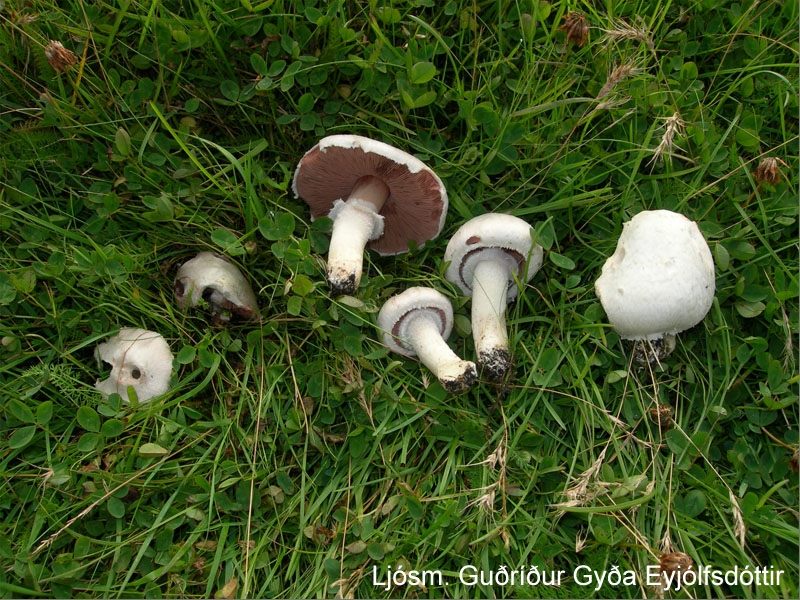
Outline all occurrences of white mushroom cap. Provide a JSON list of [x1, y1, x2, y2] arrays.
[[95, 328, 173, 403], [378, 287, 477, 394], [379, 287, 454, 356], [174, 252, 258, 322], [594, 209, 715, 340], [444, 213, 543, 299]]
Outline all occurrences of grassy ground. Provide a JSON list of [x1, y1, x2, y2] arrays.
[[1, 0, 797, 598]]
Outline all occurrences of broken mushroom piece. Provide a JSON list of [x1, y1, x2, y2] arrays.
[[445, 213, 543, 382], [174, 252, 258, 323], [293, 134, 448, 296], [378, 287, 477, 394], [95, 328, 173, 403], [594, 209, 715, 364]]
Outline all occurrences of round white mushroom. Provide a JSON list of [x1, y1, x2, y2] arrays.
[[444, 213, 543, 382], [293, 135, 448, 296], [95, 328, 173, 403], [378, 287, 477, 394], [594, 209, 715, 361], [174, 252, 258, 322]]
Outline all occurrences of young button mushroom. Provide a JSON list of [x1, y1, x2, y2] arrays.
[[293, 134, 448, 296], [594, 209, 715, 364], [95, 328, 173, 403], [444, 213, 543, 382], [378, 287, 477, 394], [174, 252, 258, 323]]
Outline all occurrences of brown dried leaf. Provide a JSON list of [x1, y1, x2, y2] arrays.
[[214, 576, 238, 599]]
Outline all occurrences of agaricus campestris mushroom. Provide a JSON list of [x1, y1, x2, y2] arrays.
[[95, 328, 173, 403], [378, 287, 477, 394], [445, 213, 543, 382], [594, 209, 715, 363], [293, 134, 448, 296], [174, 252, 258, 322]]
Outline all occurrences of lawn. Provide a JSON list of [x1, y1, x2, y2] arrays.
[[1, 0, 798, 598]]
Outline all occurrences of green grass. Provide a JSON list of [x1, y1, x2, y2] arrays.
[[1, 0, 797, 598]]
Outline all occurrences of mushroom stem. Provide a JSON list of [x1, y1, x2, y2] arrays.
[[327, 175, 391, 295], [404, 314, 477, 394], [471, 259, 512, 380], [348, 175, 391, 212]]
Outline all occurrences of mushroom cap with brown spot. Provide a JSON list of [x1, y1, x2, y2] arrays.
[[444, 213, 542, 300], [292, 135, 448, 255]]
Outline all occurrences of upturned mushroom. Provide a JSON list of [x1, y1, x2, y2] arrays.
[[95, 328, 173, 403], [444, 213, 543, 382], [594, 209, 715, 363], [378, 287, 477, 394], [293, 134, 448, 296], [174, 252, 258, 322]]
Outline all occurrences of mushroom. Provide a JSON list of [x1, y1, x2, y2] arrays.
[[444, 213, 543, 382], [174, 252, 258, 322], [378, 287, 477, 394], [293, 134, 448, 296], [95, 328, 173, 403], [594, 209, 715, 363]]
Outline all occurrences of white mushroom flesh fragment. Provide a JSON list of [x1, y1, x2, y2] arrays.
[[174, 252, 258, 322], [444, 213, 543, 382], [95, 328, 173, 403], [594, 209, 715, 341], [378, 287, 477, 394]]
